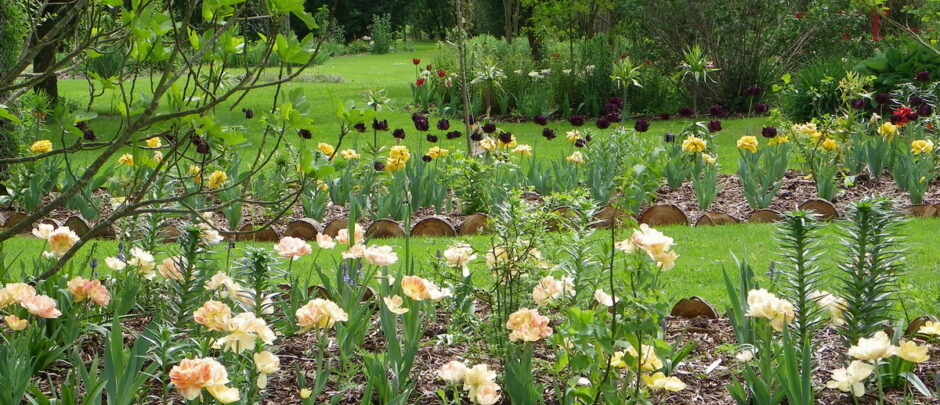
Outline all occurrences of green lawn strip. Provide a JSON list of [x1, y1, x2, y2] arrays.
[[7, 217, 937, 315], [48, 42, 769, 173]]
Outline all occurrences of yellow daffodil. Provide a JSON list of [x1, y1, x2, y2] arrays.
[[897, 340, 930, 363], [877, 122, 897, 138], [642, 372, 686, 392], [919, 320, 940, 336]]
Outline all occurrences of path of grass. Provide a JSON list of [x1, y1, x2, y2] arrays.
[[7, 217, 938, 316], [47, 42, 767, 173]]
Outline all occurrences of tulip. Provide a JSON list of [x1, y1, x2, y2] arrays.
[[596, 117, 610, 129], [918, 103, 933, 117], [761, 126, 778, 138], [415, 78, 425, 86], [532, 114, 547, 125], [412, 58, 420, 65], [83, 129, 97, 141], [754, 103, 769, 114], [658, 112, 671, 120], [606, 111, 622, 123], [373, 161, 386, 171], [446, 130, 461, 139], [372, 119, 389, 131], [908, 96, 923, 107], [414, 117, 430, 131], [916, 71, 930, 82], [708, 120, 722, 133], [874, 93, 891, 104], [426, 134, 438, 142], [242, 108, 253, 119], [568, 114, 585, 126], [708, 105, 725, 117], [497, 131, 513, 144], [353, 122, 367, 133], [678, 106, 695, 117], [634, 119, 650, 132], [850, 98, 866, 110], [744, 84, 763, 96], [298, 129, 312, 139], [436, 119, 450, 130], [663, 132, 676, 143], [470, 132, 483, 141], [392, 128, 406, 139], [542, 128, 555, 140], [482, 123, 496, 133]]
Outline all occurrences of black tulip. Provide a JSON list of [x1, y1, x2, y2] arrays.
[[745, 85, 763, 96], [678, 106, 695, 117], [708, 120, 722, 133], [196, 142, 210, 154], [708, 105, 725, 118], [542, 128, 556, 140], [353, 122, 366, 133], [606, 112, 622, 123], [482, 123, 497, 133], [497, 131, 513, 144], [875, 93, 891, 105], [436, 119, 450, 131], [298, 129, 312, 139], [850, 98, 866, 110], [533, 114, 548, 126], [584, 134, 592, 142], [422, 155, 432, 162], [446, 130, 461, 139], [634, 119, 650, 132], [411, 113, 424, 122], [761, 126, 778, 138], [426, 134, 438, 142], [608, 97, 624, 108], [574, 138, 586, 148], [393, 128, 406, 140], [416, 117, 430, 131], [916, 71, 930, 82], [465, 115, 475, 125], [83, 129, 97, 141], [754, 103, 769, 114], [658, 113, 671, 120], [74, 121, 87, 130], [372, 119, 389, 131], [568, 114, 585, 126], [470, 132, 483, 141], [373, 161, 386, 171], [918, 103, 933, 117], [909, 96, 924, 107], [596, 117, 610, 129], [663, 132, 676, 143], [242, 108, 254, 119]]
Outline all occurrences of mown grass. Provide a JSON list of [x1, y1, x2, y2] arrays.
[[48, 41, 767, 173], [7, 217, 938, 316]]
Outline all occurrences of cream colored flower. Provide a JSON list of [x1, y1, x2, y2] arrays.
[[443, 243, 476, 277], [512, 144, 532, 157], [128, 247, 156, 280], [897, 340, 929, 363], [152, 151, 163, 163], [642, 372, 686, 392], [847, 331, 896, 361], [702, 153, 717, 164], [918, 320, 940, 336], [300, 388, 312, 398], [532, 275, 574, 306], [4, 315, 27, 331], [157, 257, 187, 281], [335, 224, 365, 245], [383, 295, 409, 314], [104, 257, 126, 270], [46, 226, 80, 257], [735, 349, 754, 362], [21, 294, 61, 318], [437, 360, 468, 382], [274, 236, 312, 259], [4, 283, 36, 302], [566, 151, 585, 164], [295, 298, 348, 331], [505, 307, 553, 342], [463, 364, 497, 391], [566, 130, 582, 143], [363, 245, 397, 266], [32, 223, 54, 239], [341, 243, 366, 259], [194, 300, 232, 332], [745, 289, 794, 331], [470, 381, 501, 405], [627, 344, 663, 371], [214, 312, 276, 353], [594, 289, 615, 307], [253, 351, 280, 388], [316, 233, 336, 249], [480, 136, 496, 151], [809, 290, 847, 325], [826, 360, 874, 397]]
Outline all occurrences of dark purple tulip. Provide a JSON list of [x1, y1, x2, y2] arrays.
[[482, 123, 497, 133], [585, 134, 592, 142], [422, 155, 432, 162], [754, 103, 769, 114], [708, 120, 722, 133], [634, 119, 650, 132], [373, 161, 386, 171], [392, 128, 406, 140], [470, 132, 483, 141], [74, 121, 87, 130], [761, 126, 778, 138], [850, 98, 866, 110], [446, 130, 461, 139], [875, 93, 891, 105], [608, 97, 624, 108], [745, 85, 763, 96], [604, 102, 619, 114], [426, 134, 438, 142], [658, 113, 671, 120], [242, 108, 254, 119], [372, 119, 389, 131], [542, 128, 556, 140], [414, 117, 430, 131], [574, 138, 586, 148], [909, 96, 924, 107], [663, 132, 676, 143], [83, 129, 97, 141], [196, 142, 210, 154], [411, 113, 424, 122], [568, 115, 585, 126], [497, 131, 513, 144], [298, 129, 312, 139], [916, 71, 930, 82], [678, 106, 695, 118], [918, 103, 933, 117], [353, 122, 367, 133], [708, 105, 725, 118], [596, 117, 610, 129], [533, 114, 548, 126], [606, 112, 622, 123], [436, 119, 450, 131]]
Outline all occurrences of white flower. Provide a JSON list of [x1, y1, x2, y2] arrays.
[[363, 245, 397, 266], [594, 289, 615, 307], [826, 360, 875, 397], [104, 257, 126, 271]]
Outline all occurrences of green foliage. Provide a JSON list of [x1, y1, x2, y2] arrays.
[[0, 0, 26, 73], [774, 211, 824, 343], [737, 142, 791, 209], [779, 57, 854, 122], [855, 40, 940, 94], [835, 198, 904, 346], [370, 13, 394, 54]]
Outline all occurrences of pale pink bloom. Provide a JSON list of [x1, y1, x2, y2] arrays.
[[4, 283, 36, 302], [363, 245, 397, 266], [20, 294, 61, 318], [316, 233, 336, 249], [47, 226, 79, 256], [67, 276, 110, 307], [335, 224, 365, 244], [295, 298, 348, 332], [169, 357, 234, 402], [341, 243, 365, 259], [194, 300, 232, 332], [32, 223, 54, 239], [506, 308, 553, 342], [157, 257, 188, 280], [437, 360, 468, 382], [274, 236, 312, 259]]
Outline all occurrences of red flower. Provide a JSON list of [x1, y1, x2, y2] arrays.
[[437, 69, 446, 78], [416, 78, 426, 86], [795, 11, 807, 19], [412, 58, 421, 65], [892, 106, 914, 126]]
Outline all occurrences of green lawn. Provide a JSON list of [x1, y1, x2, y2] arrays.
[[8, 217, 939, 316], [48, 41, 768, 173]]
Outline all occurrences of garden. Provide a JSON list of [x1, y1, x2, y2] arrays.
[[1, 0, 940, 404]]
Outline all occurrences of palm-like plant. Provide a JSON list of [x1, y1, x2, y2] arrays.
[[610, 57, 643, 117], [676, 45, 719, 112], [470, 60, 506, 116]]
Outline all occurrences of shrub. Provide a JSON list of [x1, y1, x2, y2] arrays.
[[0, 0, 26, 73], [779, 57, 853, 122], [854, 40, 940, 94], [370, 13, 394, 54]]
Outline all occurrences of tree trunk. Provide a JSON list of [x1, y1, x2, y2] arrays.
[[31, 6, 65, 101]]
